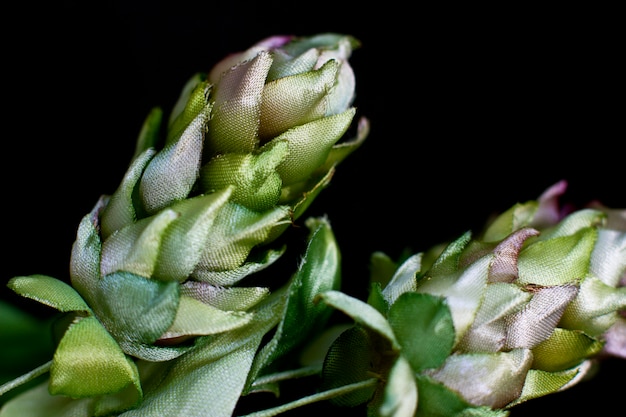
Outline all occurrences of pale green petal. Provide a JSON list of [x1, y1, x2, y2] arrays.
[[259, 59, 339, 140], [101, 148, 156, 238], [517, 228, 596, 286], [458, 283, 530, 352], [179, 282, 269, 311], [506, 360, 593, 407], [140, 111, 208, 213], [273, 108, 355, 185], [159, 295, 252, 341], [69, 197, 105, 303], [378, 356, 417, 417], [207, 52, 272, 154], [427, 349, 532, 409], [482, 201, 537, 243], [199, 140, 288, 211], [418, 254, 492, 344], [381, 253, 422, 306], [504, 284, 578, 349], [192, 203, 290, 276], [590, 229, 626, 287], [560, 275, 626, 336], [94, 271, 179, 349], [100, 209, 179, 278], [154, 188, 233, 281], [531, 328, 603, 371], [166, 81, 211, 145], [266, 47, 319, 81]]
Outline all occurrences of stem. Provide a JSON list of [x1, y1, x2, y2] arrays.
[[0, 360, 52, 396], [250, 364, 322, 388], [238, 377, 378, 417]]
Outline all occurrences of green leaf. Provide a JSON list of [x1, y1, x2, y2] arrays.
[[246, 217, 341, 385], [320, 326, 379, 407], [50, 315, 142, 403], [388, 292, 455, 372], [518, 227, 596, 286], [316, 290, 398, 348], [506, 361, 593, 408], [377, 356, 417, 417], [367, 282, 389, 316], [130, 304, 281, 417], [7, 275, 89, 313], [159, 295, 252, 341], [531, 328, 603, 371], [94, 271, 180, 349]]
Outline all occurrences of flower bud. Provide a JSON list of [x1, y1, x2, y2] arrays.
[[4, 33, 368, 410], [317, 180, 626, 415]]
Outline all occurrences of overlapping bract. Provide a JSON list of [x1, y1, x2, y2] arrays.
[[3, 33, 367, 415], [317, 180, 626, 416]]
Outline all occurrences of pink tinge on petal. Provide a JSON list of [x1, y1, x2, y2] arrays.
[[489, 227, 540, 283], [531, 179, 569, 229], [601, 318, 626, 359], [253, 35, 294, 50], [504, 284, 579, 349]]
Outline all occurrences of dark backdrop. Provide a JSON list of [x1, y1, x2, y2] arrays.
[[2, 1, 623, 415]]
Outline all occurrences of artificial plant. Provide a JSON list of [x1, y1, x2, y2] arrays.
[[0, 33, 624, 417]]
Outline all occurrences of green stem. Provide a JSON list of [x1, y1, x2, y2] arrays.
[[250, 364, 322, 388], [0, 360, 52, 396], [238, 377, 379, 417]]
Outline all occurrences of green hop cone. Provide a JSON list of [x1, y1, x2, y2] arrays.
[[2, 33, 367, 415], [316, 180, 626, 416]]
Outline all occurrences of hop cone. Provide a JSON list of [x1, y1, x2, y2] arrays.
[[1, 33, 367, 416], [316, 180, 625, 416]]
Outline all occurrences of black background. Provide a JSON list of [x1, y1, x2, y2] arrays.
[[2, 1, 623, 415]]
